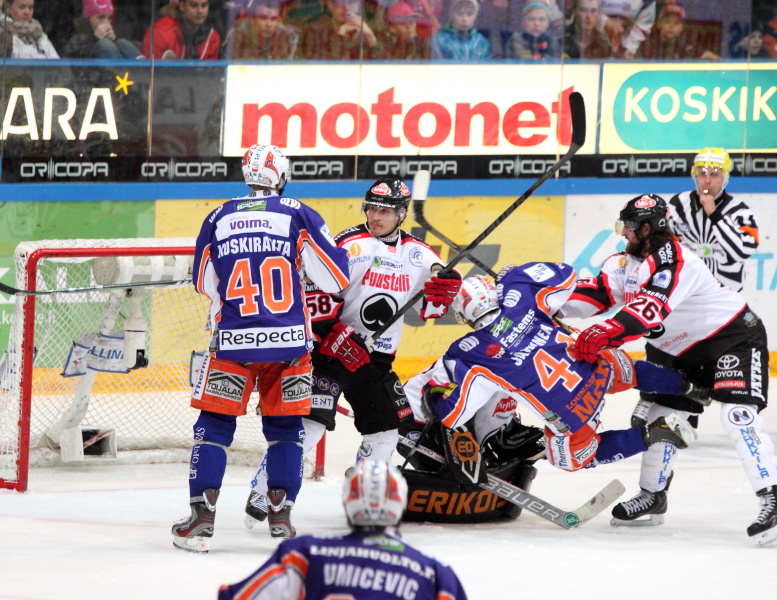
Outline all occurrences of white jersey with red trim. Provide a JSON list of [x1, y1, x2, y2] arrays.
[[562, 239, 747, 358], [334, 224, 448, 354], [193, 191, 350, 363]]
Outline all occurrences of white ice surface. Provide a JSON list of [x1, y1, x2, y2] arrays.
[[3, 388, 777, 600]]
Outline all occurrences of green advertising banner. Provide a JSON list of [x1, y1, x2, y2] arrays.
[[0, 201, 155, 353], [601, 64, 777, 153]]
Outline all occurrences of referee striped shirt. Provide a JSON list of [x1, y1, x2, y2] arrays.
[[668, 190, 759, 292]]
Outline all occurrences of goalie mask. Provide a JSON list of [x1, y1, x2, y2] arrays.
[[616, 194, 669, 235], [452, 275, 500, 330], [692, 147, 731, 196], [242, 144, 291, 194], [342, 460, 408, 528]]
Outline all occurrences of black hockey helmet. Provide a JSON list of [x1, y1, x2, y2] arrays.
[[363, 177, 412, 212], [618, 194, 669, 233]]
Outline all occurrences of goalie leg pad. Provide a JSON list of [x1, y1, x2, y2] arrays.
[[439, 424, 488, 490], [190, 355, 252, 416], [545, 424, 600, 471], [255, 354, 312, 417]]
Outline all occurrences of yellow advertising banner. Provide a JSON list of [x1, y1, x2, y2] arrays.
[[156, 194, 564, 381]]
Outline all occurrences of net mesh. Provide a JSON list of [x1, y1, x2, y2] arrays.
[[0, 239, 298, 489]]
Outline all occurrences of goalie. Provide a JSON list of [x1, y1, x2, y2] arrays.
[[398, 262, 702, 523]]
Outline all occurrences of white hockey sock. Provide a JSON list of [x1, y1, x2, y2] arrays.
[[637, 404, 689, 493], [250, 419, 327, 496], [356, 429, 399, 464], [721, 403, 777, 492]]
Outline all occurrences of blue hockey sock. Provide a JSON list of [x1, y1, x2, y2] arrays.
[[595, 427, 648, 464], [262, 416, 305, 503], [188, 411, 236, 498], [634, 360, 684, 395]]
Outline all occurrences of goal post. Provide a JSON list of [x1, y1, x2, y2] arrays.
[[0, 238, 325, 491]]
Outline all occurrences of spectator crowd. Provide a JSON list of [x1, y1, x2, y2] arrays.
[[0, 0, 775, 61]]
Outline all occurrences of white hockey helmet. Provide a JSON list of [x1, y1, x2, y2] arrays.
[[242, 144, 291, 193], [342, 460, 408, 528], [452, 275, 500, 330]]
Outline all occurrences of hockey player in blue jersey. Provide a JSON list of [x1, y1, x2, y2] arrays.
[[401, 262, 698, 488], [218, 460, 468, 600], [172, 144, 351, 551]]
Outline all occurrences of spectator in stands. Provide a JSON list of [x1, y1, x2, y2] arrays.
[[761, 9, 777, 57], [379, 0, 443, 40], [63, 0, 140, 58], [598, 0, 655, 58], [143, 0, 221, 59], [31, 0, 79, 53], [367, 0, 429, 59], [563, 0, 612, 59], [1, 0, 59, 57], [635, 2, 719, 60], [742, 21, 771, 58], [296, 0, 376, 60], [430, 0, 490, 60], [505, 0, 559, 59], [223, 0, 298, 58]]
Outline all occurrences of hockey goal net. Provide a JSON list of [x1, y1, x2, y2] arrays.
[[0, 238, 323, 491]]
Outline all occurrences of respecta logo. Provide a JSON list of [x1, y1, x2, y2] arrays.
[[634, 195, 657, 208]]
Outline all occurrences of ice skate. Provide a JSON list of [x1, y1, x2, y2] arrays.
[[267, 489, 296, 539], [747, 486, 777, 547], [244, 491, 269, 530], [172, 488, 219, 553], [642, 414, 697, 449], [611, 487, 667, 526]]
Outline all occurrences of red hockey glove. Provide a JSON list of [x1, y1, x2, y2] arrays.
[[574, 319, 625, 363], [423, 271, 462, 307], [320, 321, 370, 373]]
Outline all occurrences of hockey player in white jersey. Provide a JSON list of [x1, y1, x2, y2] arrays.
[[633, 147, 760, 481], [171, 144, 350, 550], [220, 461, 468, 600], [244, 177, 461, 528], [564, 193, 777, 546]]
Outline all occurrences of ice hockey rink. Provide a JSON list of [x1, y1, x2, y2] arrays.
[[2, 385, 777, 600]]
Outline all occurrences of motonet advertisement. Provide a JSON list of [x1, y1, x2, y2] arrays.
[[223, 64, 600, 156], [601, 63, 777, 153]]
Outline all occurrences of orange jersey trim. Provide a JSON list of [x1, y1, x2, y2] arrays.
[[297, 230, 349, 290]]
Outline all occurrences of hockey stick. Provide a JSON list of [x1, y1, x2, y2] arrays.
[[412, 170, 497, 278], [0, 278, 192, 297], [397, 436, 624, 529], [366, 91, 586, 348]]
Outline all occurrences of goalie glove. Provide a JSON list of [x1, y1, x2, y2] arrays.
[[319, 321, 370, 373], [574, 319, 625, 363]]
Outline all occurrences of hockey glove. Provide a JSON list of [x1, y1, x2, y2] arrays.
[[574, 319, 625, 363], [320, 321, 370, 373], [423, 270, 462, 307], [420, 381, 457, 423]]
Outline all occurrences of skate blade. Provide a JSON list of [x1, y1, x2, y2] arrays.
[[610, 514, 665, 527], [172, 535, 210, 553], [751, 527, 777, 547], [245, 514, 263, 530]]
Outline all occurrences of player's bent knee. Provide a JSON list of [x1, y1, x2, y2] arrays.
[[262, 415, 305, 443], [194, 410, 238, 447]]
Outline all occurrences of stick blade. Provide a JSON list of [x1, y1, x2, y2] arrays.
[[568, 91, 586, 149], [572, 479, 626, 526], [412, 170, 431, 202]]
